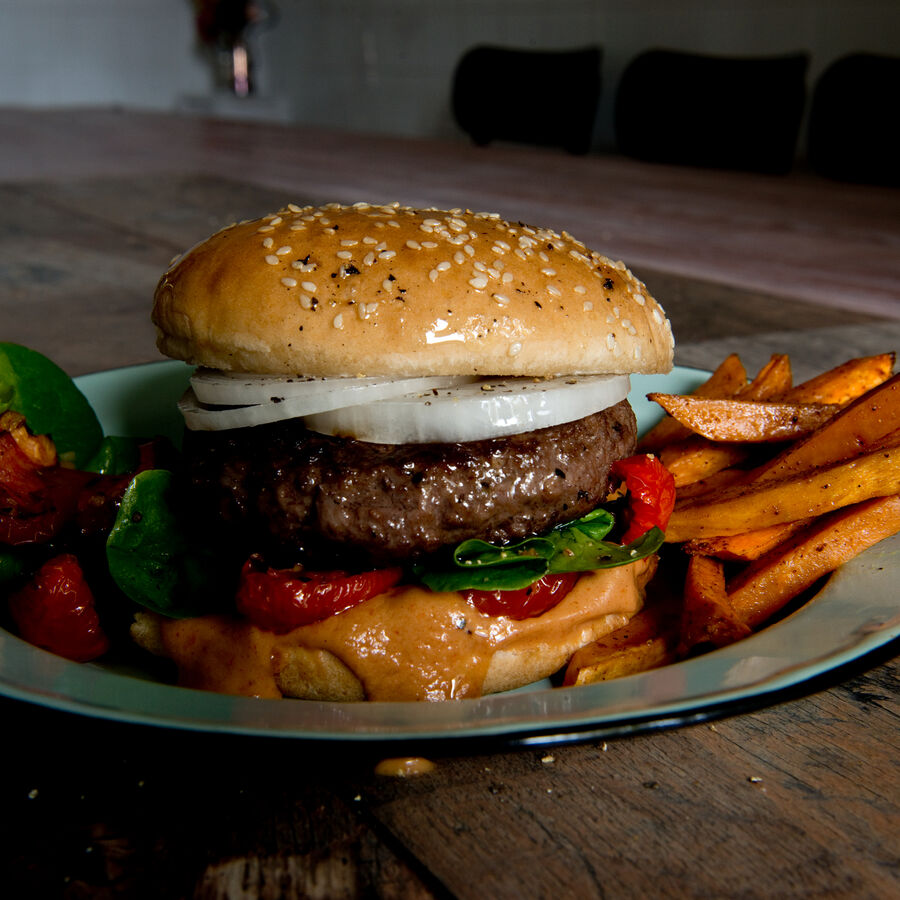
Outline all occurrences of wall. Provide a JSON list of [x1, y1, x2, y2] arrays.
[[1, 1, 898, 152]]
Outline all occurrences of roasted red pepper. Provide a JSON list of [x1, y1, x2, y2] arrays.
[[236, 560, 404, 633], [8, 553, 109, 661], [462, 571, 580, 620], [610, 453, 676, 544]]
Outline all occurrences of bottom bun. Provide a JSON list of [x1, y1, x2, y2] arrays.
[[131, 557, 655, 702]]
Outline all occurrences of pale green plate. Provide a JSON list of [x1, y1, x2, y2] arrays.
[[0, 362, 897, 743]]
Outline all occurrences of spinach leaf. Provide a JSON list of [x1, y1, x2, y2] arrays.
[[106, 469, 225, 618], [0, 342, 103, 468], [84, 435, 141, 475], [419, 504, 663, 594]]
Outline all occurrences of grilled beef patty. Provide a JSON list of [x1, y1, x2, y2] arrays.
[[184, 400, 637, 567]]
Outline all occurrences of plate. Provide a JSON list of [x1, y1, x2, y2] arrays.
[[0, 362, 897, 743]]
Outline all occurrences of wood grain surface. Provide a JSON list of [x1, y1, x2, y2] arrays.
[[0, 109, 898, 899]]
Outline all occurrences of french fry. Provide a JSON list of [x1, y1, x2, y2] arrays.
[[647, 395, 840, 443], [738, 353, 793, 400], [781, 353, 895, 405], [659, 437, 751, 487], [563, 599, 678, 685], [678, 555, 750, 653], [675, 467, 748, 502], [666, 445, 900, 542], [638, 353, 748, 452], [683, 518, 814, 562], [748, 374, 900, 483], [651, 355, 793, 486], [727, 494, 900, 629]]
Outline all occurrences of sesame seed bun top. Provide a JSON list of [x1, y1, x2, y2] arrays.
[[152, 202, 674, 377]]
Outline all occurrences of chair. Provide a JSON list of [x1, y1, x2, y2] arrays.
[[452, 45, 602, 155], [807, 53, 900, 186], [614, 49, 809, 174]]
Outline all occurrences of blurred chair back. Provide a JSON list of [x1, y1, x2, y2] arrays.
[[614, 49, 809, 174], [452, 45, 601, 155], [807, 53, 900, 186]]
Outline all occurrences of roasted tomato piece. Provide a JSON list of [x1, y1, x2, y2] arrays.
[[610, 454, 676, 544], [236, 560, 404, 633], [462, 571, 580, 620], [8, 553, 109, 662]]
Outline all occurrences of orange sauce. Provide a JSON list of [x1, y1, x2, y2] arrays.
[[158, 560, 651, 701]]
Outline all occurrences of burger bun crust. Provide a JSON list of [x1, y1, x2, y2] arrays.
[[153, 202, 674, 378]]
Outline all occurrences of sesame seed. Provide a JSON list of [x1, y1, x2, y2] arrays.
[[406, 240, 422, 250], [492, 293, 510, 306], [276, 246, 292, 255], [515, 249, 527, 261], [422, 241, 438, 249], [379, 250, 397, 260], [508, 341, 522, 356], [340, 239, 358, 246], [464, 244, 475, 256], [607, 334, 617, 350], [541, 268, 557, 276], [547, 285, 561, 297], [333, 314, 344, 329], [301, 281, 317, 292], [454, 251, 466, 264], [270, 216, 283, 225], [289, 224, 306, 231], [429, 269, 439, 282], [300, 294, 313, 308], [262, 237, 274, 248], [257, 225, 275, 233], [473, 261, 487, 273], [502, 272, 514, 284], [382, 279, 394, 291], [281, 277, 297, 287], [363, 236, 378, 244], [634, 292, 646, 306], [574, 285, 587, 294], [388, 220, 400, 228], [583, 301, 594, 311], [363, 252, 376, 266], [436, 261, 451, 272], [265, 255, 279, 265], [287, 203, 303, 213], [469, 275, 488, 290]]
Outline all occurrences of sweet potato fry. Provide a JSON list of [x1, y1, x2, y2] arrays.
[[665, 445, 900, 542], [650, 355, 792, 485], [738, 354, 792, 401], [638, 353, 748, 452], [563, 599, 678, 685], [647, 395, 840, 443], [683, 518, 814, 562], [749, 374, 900, 483], [727, 493, 900, 629], [678, 555, 750, 653], [675, 467, 748, 502], [782, 353, 894, 405], [659, 436, 750, 487]]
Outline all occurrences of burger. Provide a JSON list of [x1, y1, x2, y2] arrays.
[[136, 201, 675, 702]]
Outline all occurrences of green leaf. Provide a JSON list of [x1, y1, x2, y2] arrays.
[[418, 507, 663, 594], [84, 435, 141, 475], [0, 342, 103, 468], [106, 470, 226, 618]]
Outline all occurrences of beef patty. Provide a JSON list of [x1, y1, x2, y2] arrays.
[[184, 400, 637, 567]]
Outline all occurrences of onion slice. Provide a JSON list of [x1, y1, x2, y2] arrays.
[[179, 374, 476, 431], [304, 374, 631, 443]]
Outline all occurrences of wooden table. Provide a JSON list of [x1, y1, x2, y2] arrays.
[[1, 109, 898, 898]]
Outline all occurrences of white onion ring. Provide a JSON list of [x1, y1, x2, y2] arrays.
[[304, 374, 631, 443], [179, 374, 475, 431]]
